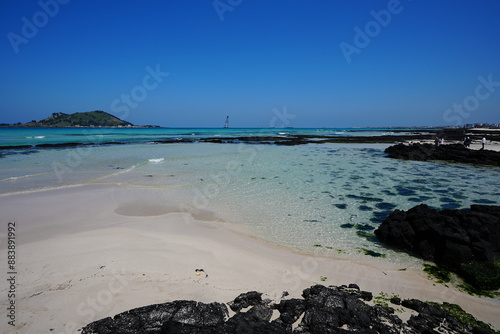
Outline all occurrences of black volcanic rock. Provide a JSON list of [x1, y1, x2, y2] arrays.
[[375, 204, 500, 289], [228, 291, 263, 312], [385, 143, 500, 166], [297, 284, 404, 333], [273, 299, 305, 329], [81, 300, 228, 333], [81, 284, 498, 333]]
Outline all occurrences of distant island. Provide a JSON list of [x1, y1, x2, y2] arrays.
[[0, 110, 160, 128]]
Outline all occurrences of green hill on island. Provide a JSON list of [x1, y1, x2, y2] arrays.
[[20, 111, 134, 127]]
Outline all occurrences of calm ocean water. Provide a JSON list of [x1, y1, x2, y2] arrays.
[[1, 128, 499, 265], [0, 127, 418, 147]]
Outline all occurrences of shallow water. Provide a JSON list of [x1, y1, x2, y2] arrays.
[[0, 127, 426, 147], [1, 139, 499, 267]]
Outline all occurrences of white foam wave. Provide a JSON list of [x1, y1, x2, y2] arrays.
[[0, 172, 48, 182], [92, 164, 139, 182], [148, 158, 165, 163], [0, 183, 88, 198]]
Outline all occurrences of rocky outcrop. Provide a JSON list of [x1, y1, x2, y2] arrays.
[[199, 134, 438, 146], [81, 284, 498, 333], [384, 143, 500, 166], [20, 110, 135, 127], [375, 204, 500, 289]]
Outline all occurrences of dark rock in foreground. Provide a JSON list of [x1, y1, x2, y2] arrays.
[[385, 143, 500, 166], [81, 284, 498, 333], [375, 204, 500, 290]]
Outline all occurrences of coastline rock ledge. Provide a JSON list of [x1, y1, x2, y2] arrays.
[[375, 204, 500, 290], [384, 143, 500, 166], [81, 284, 498, 333]]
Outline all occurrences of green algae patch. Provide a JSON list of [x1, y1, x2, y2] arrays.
[[374, 292, 404, 313], [358, 248, 386, 258], [356, 230, 378, 242], [457, 282, 500, 298], [460, 260, 500, 290], [424, 263, 500, 297], [423, 264, 451, 285], [425, 302, 500, 334], [314, 244, 341, 252]]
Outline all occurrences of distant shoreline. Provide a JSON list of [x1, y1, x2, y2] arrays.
[[0, 125, 161, 128], [1, 125, 499, 130], [1, 127, 499, 150]]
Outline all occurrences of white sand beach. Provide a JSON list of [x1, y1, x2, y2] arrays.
[[1, 184, 499, 333]]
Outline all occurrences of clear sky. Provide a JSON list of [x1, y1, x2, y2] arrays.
[[1, 0, 499, 128]]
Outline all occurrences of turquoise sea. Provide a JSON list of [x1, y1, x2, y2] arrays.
[[0, 127, 420, 147], [1, 128, 499, 265]]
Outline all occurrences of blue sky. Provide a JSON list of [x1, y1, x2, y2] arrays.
[[1, 0, 499, 128]]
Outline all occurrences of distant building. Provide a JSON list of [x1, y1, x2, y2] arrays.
[[463, 123, 499, 128]]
